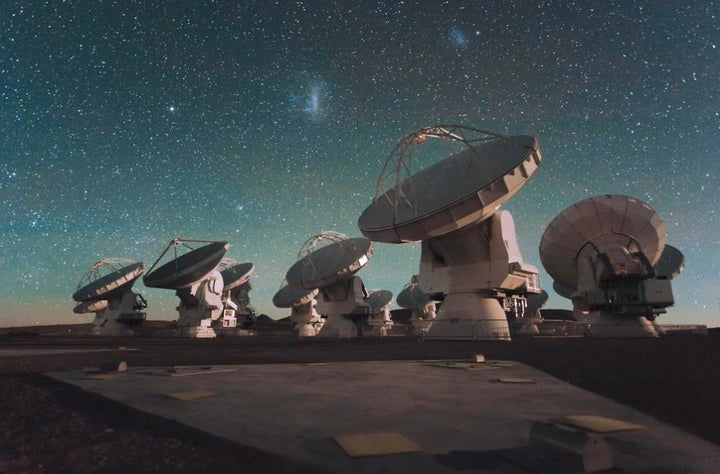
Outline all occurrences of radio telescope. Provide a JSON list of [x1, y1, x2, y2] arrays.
[[72, 258, 147, 336], [271, 232, 352, 337], [396, 275, 436, 336], [143, 238, 229, 338], [282, 231, 377, 338], [515, 289, 548, 336], [366, 289, 394, 336], [359, 125, 542, 340], [273, 284, 322, 337], [653, 244, 684, 279], [539, 194, 681, 337], [219, 259, 255, 329]]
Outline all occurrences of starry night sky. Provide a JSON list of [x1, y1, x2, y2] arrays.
[[2, 1, 719, 327]]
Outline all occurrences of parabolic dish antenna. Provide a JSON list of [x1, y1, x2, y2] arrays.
[[219, 260, 255, 291], [539, 195, 665, 291], [526, 289, 549, 310], [72, 259, 145, 302], [143, 238, 229, 290], [653, 244, 684, 279], [552, 281, 575, 300], [286, 236, 373, 290], [73, 299, 109, 314], [367, 289, 393, 313], [396, 282, 431, 309], [273, 285, 320, 308], [358, 125, 541, 243]]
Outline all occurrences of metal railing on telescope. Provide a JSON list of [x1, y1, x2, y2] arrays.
[[397, 318, 593, 340], [381, 320, 708, 339]]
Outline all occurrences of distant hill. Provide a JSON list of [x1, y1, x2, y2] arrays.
[[0, 323, 94, 336], [0, 320, 177, 337]]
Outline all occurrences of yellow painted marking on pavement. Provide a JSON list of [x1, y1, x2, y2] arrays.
[[165, 390, 217, 401], [554, 415, 644, 433], [333, 432, 422, 457]]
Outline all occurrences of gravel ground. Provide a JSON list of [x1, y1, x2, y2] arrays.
[[0, 374, 326, 473]]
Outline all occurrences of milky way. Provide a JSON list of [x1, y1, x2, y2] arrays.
[[1, 1, 718, 327]]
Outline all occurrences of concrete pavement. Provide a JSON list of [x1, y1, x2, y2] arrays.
[[51, 359, 720, 473]]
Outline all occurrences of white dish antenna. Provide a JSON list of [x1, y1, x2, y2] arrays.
[[359, 125, 542, 340], [653, 244, 684, 279], [396, 281, 431, 309], [367, 289, 393, 313], [143, 238, 229, 289], [273, 285, 320, 308], [219, 260, 255, 291], [552, 281, 575, 300], [286, 235, 373, 290], [359, 125, 541, 243], [539, 195, 678, 337], [539, 194, 665, 291], [73, 299, 109, 314], [73, 259, 145, 302], [278, 231, 379, 338], [526, 289, 549, 310], [71, 257, 147, 336], [273, 231, 351, 305]]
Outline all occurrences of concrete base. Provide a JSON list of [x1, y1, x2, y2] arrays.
[[178, 325, 217, 338], [367, 322, 392, 337], [410, 317, 434, 336], [295, 322, 321, 338], [91, 318, 136, 337], [515, 321, 541, 336], [317, 314, 357, 338], [426, 294, 510, 340], [585, 313, 658, 337]]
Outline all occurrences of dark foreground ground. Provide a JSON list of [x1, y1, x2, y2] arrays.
[[1, 332, 719, 472]]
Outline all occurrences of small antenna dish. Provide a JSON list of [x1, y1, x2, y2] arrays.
[[144, 238, 229, 338], [653, 244, 684, 279], [280, 231, 380, 338], [526, 289, 549, 310], [273, 285, 320, 308], [73, 259, 145, 302], [73, 299, 109, 314], [552, 280, 575, 300], [366, 289, 394, 336], [359, 126, 541, 243], [219, 260, 255, 291], [218, 258, 256, 329], [397, 282, 431, 309], [396, 276, 437, 335], [367, 289, 393, 313], [71, 258, 147, 336], [286, 236, 373, 290], [143, 238, 229, 289]]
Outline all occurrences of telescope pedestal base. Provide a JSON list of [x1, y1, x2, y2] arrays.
[[91, 316, 136, 337], [585, 313, 658, 337], [291, 302, 322, 338], [295, 323, 320, 338], [426, 294, 510, 340], [178, 323, 217, 338], [318, 314, 358, 338]]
